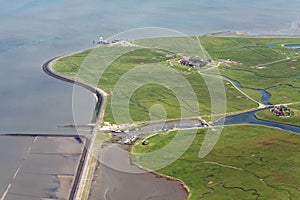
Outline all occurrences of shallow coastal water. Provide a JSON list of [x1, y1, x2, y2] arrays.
[[1, 0, 300, 134], [0, 136, 34, 196], [89, 144, 188, 200], [1, 1, 300, 199], [0, 135, 85, 199]]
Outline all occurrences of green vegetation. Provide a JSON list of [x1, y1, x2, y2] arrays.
[[200, 36, 300, 125], [200, 35, 300, 91], [256, 104, 300, 126], [53, 50, 91, 79], [220, 67, 289, 89], [52, 35, 300, 127], [240, 88, 262, 103], [53, 42, 257, 124], [200, 36, 300, 66], [267, 85, 300, 105], [51, 35, 300, 199], [132, 125, 300, 199]]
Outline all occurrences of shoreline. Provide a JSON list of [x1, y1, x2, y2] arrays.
[[42, 41, 299, 199], [89, 143, 189, 200], [43, 52, 188, 200], [205, 30, 300, 37], [129, 143, 191, 199], [43, 53, 108, 200], [43, 51, 191, 200]]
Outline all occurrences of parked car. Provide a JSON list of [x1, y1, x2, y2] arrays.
[[123, 139, 131, 145], [142, 140, 149, 145]]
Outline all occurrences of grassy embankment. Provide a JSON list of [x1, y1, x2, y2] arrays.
[[52, 39, 257, 124], [132, 125, 300, 200]]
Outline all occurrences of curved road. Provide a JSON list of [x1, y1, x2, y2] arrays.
[[43, 56, 189, 200], [43, 51, 300, 200]]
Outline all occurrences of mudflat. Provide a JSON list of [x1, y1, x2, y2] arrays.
[[89, 144, 188, 200], [0, 135, 86, 199]]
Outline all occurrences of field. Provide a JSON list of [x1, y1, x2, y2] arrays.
[[199, 36, 300, 126], [256, 104, 300, 126], [52, 36, 300, 123], [200, 36, 300, 107], [53, 40, 258, 124], [51, 36, 300, 199], [132, 125, 300, 200]]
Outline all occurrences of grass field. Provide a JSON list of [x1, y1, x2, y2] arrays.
[[256, 104, 300, 126], [53, 41, 258, 124], [200, 36, 300, 66], [200, 35, 300, 90], [51, 36, 300, 199], [199, 36, 300, 126], [52, 36, 300, 125], [132, 125, 300, 200]]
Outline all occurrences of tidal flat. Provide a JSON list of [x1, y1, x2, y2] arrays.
[[0, 135, 86, 199]]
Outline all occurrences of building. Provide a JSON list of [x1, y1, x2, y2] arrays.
[[178, 56, 211, 68]]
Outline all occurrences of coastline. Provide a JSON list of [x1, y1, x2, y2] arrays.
[[43, 53, 108, 200], [43, 51, 191, 200], [42, 45, 299, 200], [130, 143, 191, 199], [89, 143, 189, 200], [42, 34, 300, 199]]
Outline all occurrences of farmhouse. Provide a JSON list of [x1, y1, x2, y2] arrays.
[[271, 105, 291, 117], [178, 56, 211, 68]]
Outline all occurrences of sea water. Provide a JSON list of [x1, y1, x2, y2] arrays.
[[1, 0, 300, 198], [0, 0, 300, 133]]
